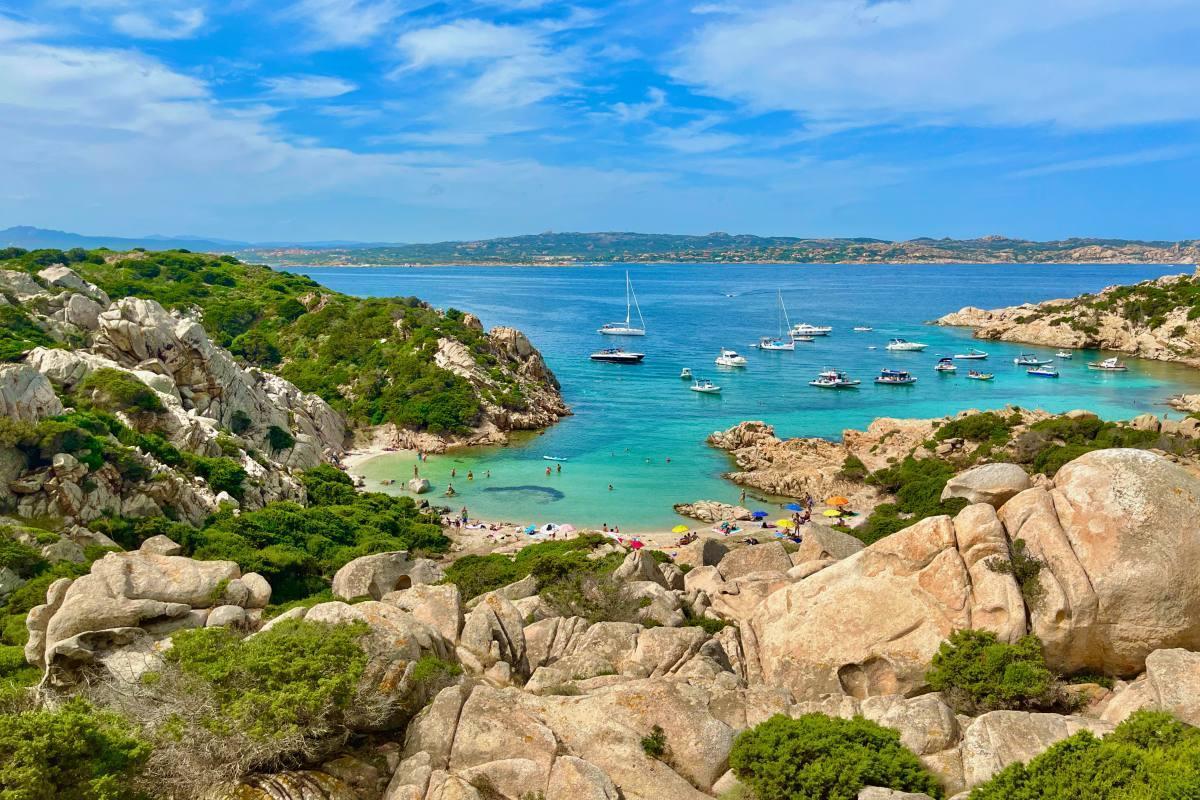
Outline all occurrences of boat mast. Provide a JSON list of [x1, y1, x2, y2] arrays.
[[627, 271, 645, 331], [778, 290, 790, 338]]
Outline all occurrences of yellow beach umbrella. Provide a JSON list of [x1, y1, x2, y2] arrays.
[[825, 496, 850, 506], [775, 518, 795, 528], [823, 509, 843, 517], [671, 525, 690, 533]]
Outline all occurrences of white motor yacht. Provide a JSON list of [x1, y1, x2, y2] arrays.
[[809, 369, 860, 388], [790, 322, 832, 337], [680, 367, 692, 380], [1088, 357, 1128, 371], [590, 348, 645, 363], [715, 349, 748, 367], [885, 338, 929, 352], [954, 348, 989, 360], [690, 378, 722, 394]]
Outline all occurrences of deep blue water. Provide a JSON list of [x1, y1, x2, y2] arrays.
[[287, 263, 1200, 529]]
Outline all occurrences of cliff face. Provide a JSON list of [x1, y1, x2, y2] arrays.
[[934, 272, 1200, 368]]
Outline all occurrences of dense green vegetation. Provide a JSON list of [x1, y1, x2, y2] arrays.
[[443, 533, 614, 600], [76, 368, 165, 414], [1017, 416, 1163, 477], [0, 305, 59, 363], [970, 711, 1200, 799], [0, 698, 150, 800], [729, 713, 942, 800], [927, 630, 1057, 714], [853, 457, 969, 544], [97, 466, 448, 603], [0, 247, 535, 433]]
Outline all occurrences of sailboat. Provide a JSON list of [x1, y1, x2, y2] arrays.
[[757, 290, 795, 350], [597, 271, 646, 336]]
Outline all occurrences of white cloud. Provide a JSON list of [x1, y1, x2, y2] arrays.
[[652, 115, 743, 153], [610, 87, 666, 123], [395, 19, 582, 108], [672, 0, 1200, 129], [112, 7, 205, 39], [263, 74, 358, 99], [287, 0, 403, 49], [0, 14, 51, 41], [1012, 146, 1197, 178]]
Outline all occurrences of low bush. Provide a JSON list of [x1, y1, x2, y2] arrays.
[[969, 710, 1200, 799], [729, 713, 942, 800], [0, 698, 150, 800], [76, 368, 164, 414], [936, 412, 1018, 445], [985, 538, 1046, 611], [926, 629, 1056, 714], [442, 534, 612, 600], [854, 457, 968, 544], [640, 725, 668, 759]]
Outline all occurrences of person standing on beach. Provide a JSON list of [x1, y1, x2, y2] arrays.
[[461, 506, 469, 524], [740, 488, 747, 504], [413, 464, 419, 478]]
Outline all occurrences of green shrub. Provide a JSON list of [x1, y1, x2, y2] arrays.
[[729, 713, 942, 800], [165, 619, 369, 740], [0, 305, 59, 362], [640, 725, 668, 759], [0, 698, 150, 800], [936, 412, 1016, 445], [985, 538, 1046, 611], [300, 464, 359, 506], [266, 425, 295, 452], [969, 710, 1200, 799], [229, 409, 252, 435], [76, 368, 164, 414], [926, 630, 1056, 714], [442, 534, 611, 600], [855, 457, 968, 544], [837, 454, 867, 481]]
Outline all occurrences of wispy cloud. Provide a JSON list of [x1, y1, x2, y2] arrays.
[[673, 0, 1200, 130], [1012, 146, 1198, 178], [287, 0, 403, 49], [263, 74, 358, 99], [610, 87, 666, 123], [112, 7, 205, 39]]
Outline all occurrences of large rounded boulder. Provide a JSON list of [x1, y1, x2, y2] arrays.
[[999, 448, 1200, 674]]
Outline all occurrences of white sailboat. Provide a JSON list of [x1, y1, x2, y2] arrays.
[[598, 271, 646, 336], [757, 290, 795, 350]]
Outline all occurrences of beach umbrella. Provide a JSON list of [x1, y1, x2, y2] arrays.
[[750, 510, 768, 519], [629, 540, 645, 550], [559, 524, 575, 534], [524, 524, 537, 533], [775, 518, 795, 528], [826, 496, 850, 507], [672, 524, 690, 533], [823, 509, 843, 517], [785, 502, 804, 512]]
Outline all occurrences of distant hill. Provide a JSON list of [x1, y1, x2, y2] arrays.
[[241, 231, 1200, 266], [5, 226, 1198, 265]]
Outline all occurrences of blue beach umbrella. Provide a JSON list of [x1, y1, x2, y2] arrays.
[[524, 524, 537, 534], [750, 510, 769, 519], [785, 503, 804, 512]]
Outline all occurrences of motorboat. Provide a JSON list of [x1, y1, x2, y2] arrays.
[[793, 335, 815, 343], [543, 455, 568, 462], [680, 367, 693, 380], [1088, 357, 1128, 371], [715, 349, 748, 367], [1013, 354, 1052, 366], [1027, 365, 1059, 378], [809, 369, 860, 388], [1056, 351, 1074, 359], [690, 378, 722, 394], [597, 271, 646, 336], [966, 370, 995, 381], [954, 348, 989, 360], [757, 290, 795, 350], [790, 323, 832, 337], [875, 369, 916, 385], [853, 326, 873, 332], [934, 357, 957, 372], [590, 348, 645, 363], [885, 338, 929, 352]]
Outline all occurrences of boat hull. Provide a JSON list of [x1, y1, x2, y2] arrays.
[[598, 327, 645, 336], [590, 353, 645, 363]]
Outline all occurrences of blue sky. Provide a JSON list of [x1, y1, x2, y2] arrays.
[[1, 0, 1199, 242]]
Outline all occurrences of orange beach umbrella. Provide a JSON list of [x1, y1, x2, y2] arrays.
[[825, 496, 850, 507]]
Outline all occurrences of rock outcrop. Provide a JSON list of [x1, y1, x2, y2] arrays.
[[332, 552, 445, 601]]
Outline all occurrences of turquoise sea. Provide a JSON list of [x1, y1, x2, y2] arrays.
[[288, 263, 1200, 531]]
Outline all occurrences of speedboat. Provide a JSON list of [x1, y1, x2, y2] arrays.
[[598, 271, 646, 336], [715, 349, 748, 367], [793, 335, 815, 343], [790, 323, 832, 337], [757, 336, 795, 351], [680, 367, 693, 380], [875, 369, 916, 385], [954, 348, 989, 360], [966, 370, 994, 381], [934, 357, 957, 372], [853, 326, 873, 332], [690, 378, 722, 394], [590, 348, 644, 363], [1013, 353, 1052, 366], [885, 338, 929, 352], [1088, 357, 1128, 371], [1056, 351, 1074, 359], [809, 369, 860, 388], [1027, 365, 1059, 378]]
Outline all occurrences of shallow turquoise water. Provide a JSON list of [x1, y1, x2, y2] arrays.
[[289, 263, 1200, 530]]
